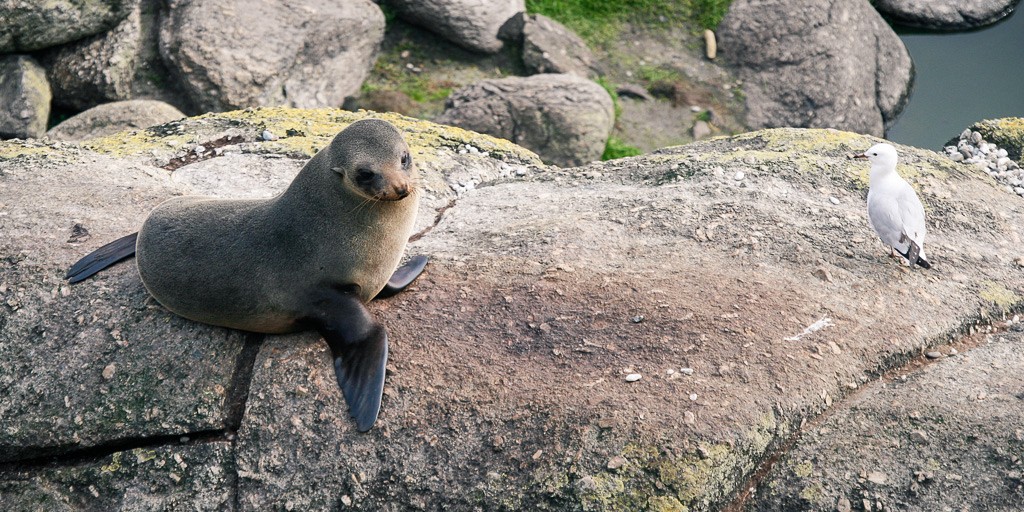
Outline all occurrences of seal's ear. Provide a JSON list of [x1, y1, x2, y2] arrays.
[[331, 166, 344, 174]]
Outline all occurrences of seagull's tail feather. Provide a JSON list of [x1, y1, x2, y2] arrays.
[[895, 238, 930, 270]]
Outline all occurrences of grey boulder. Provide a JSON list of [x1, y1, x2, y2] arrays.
[[873, 0, 1019, 30], [0, 0, 135, 53], [159, 0, 385, 112], [42, 5, 143, 111], [437, 74, 614, 167], [46, 100, 185, 142], [520, 13, 599, 78], [718, 0, 913, 137], [0, 55, 52, 140], [384, 0, 524, 53]]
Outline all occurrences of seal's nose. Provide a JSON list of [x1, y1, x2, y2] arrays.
[[393, 184, 409, 199]]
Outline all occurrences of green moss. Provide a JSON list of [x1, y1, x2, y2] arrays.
[[979, 281, 1021, 311], [603, 136, 643, 160]]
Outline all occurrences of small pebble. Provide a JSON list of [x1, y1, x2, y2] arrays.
[[689, 393, 698, 401], [625, 373, 642, 382], [680, 367, 694, 375], [261, 130, 278, 141], [101, 364, 116, 380], [828, 196, 840, 205], [607, 455, 627, 470], [925, 351, 943, 359], [733, 171, 745, 181], [631, 315, 644, 323]]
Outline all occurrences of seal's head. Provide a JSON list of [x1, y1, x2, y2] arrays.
[[330, 119, 416, 202]]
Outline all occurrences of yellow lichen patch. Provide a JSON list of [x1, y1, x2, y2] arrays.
[[0, 143, 54, 159], [84, 128, 195, 158], [979, 281, 1021, 311], [101, 451, 123, 473], [134, 448, 158, 464], [85, 107, 541, 165], [794, 460, 814, 478], [798, 482, 825, 504], [646, 495, 690, 512], [578, 413, 784, 510], [733, 128, 871, 154]]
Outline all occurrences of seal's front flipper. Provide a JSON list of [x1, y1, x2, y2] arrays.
[[66, 232, 139, 284], [317, 293, 389, 432], [375, 254, 428, 299]]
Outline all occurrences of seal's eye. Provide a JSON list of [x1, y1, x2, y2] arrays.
[[355, 168, 375, 185], [400, 152, 410, 168]]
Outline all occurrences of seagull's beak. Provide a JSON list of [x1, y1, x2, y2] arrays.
[[852, 152, 868, 160]]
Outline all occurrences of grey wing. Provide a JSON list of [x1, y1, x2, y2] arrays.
[[896, 185, 927, 248], [867, 191, 909, 252]]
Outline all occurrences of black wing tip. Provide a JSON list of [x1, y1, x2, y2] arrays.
[[916, 258, 932, 269]]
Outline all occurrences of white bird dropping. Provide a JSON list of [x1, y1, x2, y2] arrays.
[[855, 143, 931, 269]]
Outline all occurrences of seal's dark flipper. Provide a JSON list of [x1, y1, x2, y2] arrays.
[[375, 254, 428, 299], [66, 232, 139, 283], [317, 294, 389, 432]]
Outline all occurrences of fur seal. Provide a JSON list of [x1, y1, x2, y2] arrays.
[[67, 119, 428, 432]]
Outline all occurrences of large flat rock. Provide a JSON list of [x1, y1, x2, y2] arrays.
[[746, 329, 1024, 511], [2, 109, 1022, 510]]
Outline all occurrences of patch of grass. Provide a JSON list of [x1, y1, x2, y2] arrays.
[[526, 0, 734, 43], [594, 76, 622, 120], [365, 56, 453, 104], [691, 0, 732, 29], [603, 136, 643, 160], [636, 64, 684, 84]]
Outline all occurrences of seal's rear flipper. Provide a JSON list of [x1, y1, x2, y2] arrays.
[[318, 294, 389, 432], [375, 254, 428, 299], [66, 232, 139, 283]]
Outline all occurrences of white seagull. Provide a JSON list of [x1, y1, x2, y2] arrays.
[[855, 143, 931, 269]]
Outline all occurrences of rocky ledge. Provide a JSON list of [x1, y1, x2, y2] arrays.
[[1, 109, 1022, 511]]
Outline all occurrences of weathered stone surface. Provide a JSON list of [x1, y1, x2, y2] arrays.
[[384, 0, 524, 53], [747, 330, 1024, 511], [437, 73, 614, 166], [874, 0, 1020, 30], [2, 109, 1023, 510], [0, 55, 52, 140], [521, 13, 598, 78], [718, 0, 913, 137], [0, 0, 135, 53], [46, 100, 185, 142], [0, 442, 234, 511], [0, 147, 247, 462], [158, 0, 385, 112], [42, 5, 143, 111]]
